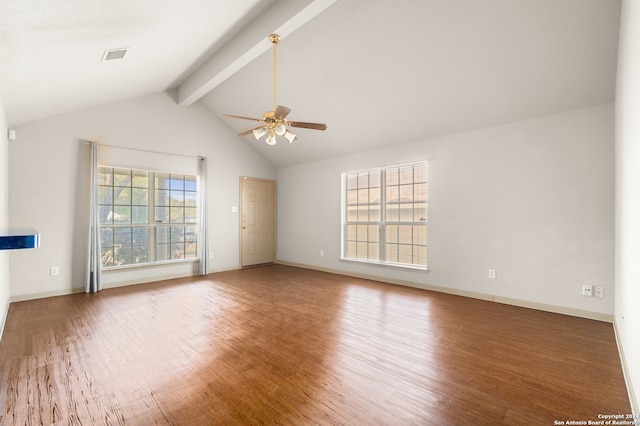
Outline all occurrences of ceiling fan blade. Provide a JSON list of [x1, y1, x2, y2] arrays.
[[288, 121, 327, 131], [274, 105, 291, 120], [238, 126, 265, 137], [222, 113, 263, 122]]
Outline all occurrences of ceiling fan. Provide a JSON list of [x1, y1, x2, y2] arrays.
[[222, 34, 327, 145]]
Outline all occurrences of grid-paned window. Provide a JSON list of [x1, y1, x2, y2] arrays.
[[342, 162, 427, 269], [99, 166, 198, 268]]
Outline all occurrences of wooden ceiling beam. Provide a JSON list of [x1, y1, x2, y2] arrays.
[[177, 0, 339, 107]]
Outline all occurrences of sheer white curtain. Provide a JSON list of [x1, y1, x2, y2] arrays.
[[85, 141, 102, 293], [197, 157, 208, 275]]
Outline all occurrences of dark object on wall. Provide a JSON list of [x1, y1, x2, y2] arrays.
[[0, 229, 40, 250]]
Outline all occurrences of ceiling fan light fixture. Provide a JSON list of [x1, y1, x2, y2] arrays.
[[253, 127, 266, 140], [284, 130, 297, 143], [222, 33, 326, 146], [274, 123, 287, 136], [266, 131, 277, 145]]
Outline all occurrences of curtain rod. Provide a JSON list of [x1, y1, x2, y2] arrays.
[[84, 140, 204, 160]]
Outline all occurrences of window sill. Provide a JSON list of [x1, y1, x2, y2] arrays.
[[340, 257, 428, 271]]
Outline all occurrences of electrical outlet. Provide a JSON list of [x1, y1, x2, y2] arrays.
[[50, 266, 59, 276], [320, 250, 324, 257], [488, 269, 496, 279], [209, 252, 214, 259], [595, 286, 605, 298], [582, 284, 593, 297]]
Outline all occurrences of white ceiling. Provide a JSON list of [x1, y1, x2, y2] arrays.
[[0, 0, 272, 125], [0, 0, 621, 168]]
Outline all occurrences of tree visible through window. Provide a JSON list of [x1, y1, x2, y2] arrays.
[[342, 162, 427, 268], [99, 166, 198, 268]]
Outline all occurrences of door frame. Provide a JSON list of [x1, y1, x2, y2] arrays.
[[239, 176, 277, 267]]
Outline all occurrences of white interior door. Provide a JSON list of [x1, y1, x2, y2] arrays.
[[241, 177, 276, 267]]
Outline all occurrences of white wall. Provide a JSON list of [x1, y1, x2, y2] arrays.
[[9, 91, 275, 299], [615, 0, 640, 414], [0, 97, 10, 339], [278, 104, 615, 319]]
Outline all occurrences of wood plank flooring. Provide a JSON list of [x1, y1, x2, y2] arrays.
[[0, 265, 631, 425]]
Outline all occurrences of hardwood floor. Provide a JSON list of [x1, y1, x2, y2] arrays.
[[0, 265, 631, 425]]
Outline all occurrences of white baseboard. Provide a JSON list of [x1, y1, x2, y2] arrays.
[[275, 260, 614, 323], [0, 297, 9, 342], [493, 295, 613, 322], [104, 266, 245, 288], [7, 268, 242, 303], [9, 273, 195, 301], [10, 287, 84, 303], [613, 319, 639, 417], [102, 272, 196, 289], [205, 266, 242, 274]]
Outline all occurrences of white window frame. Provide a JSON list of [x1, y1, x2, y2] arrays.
[[98, 166, 198, 270], [341, 161, 428, 270]]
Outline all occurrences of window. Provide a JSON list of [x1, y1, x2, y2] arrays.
[[99, 166, 198, 268], [342, 162, 427, 269]]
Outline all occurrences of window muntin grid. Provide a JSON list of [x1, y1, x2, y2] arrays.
[[98, 166, 198, 268], [343, 162, 427, 269]]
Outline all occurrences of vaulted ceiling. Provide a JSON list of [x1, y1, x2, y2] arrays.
[[0, 0, 621, 168]]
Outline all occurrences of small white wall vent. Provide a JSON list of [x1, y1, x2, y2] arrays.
[[101, 48, 129, 62]]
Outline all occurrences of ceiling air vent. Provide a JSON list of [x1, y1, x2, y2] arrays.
[[101, 48, 129, 62]]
